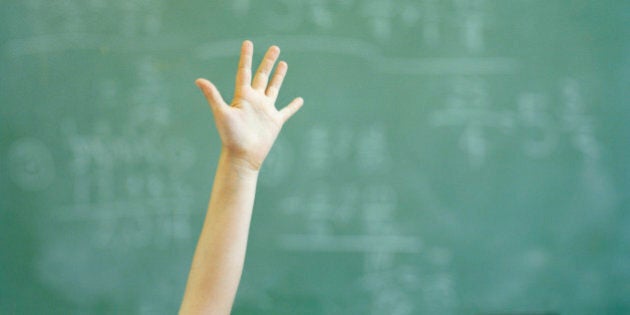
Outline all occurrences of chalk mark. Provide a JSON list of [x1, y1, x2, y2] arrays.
[[50, 196, 196, 221], [4, 33, 519, 75], [278, 234, 423, 253]]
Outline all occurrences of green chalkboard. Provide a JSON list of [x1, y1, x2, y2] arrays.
[[2, 1, 629, 314]]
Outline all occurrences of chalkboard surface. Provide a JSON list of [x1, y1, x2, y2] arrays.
[[1, 1, 628, 314]]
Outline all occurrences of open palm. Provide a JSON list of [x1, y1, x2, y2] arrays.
[[195, 40, 303, 170]]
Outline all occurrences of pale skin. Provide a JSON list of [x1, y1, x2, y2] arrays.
[[179, 40, 303, 314]]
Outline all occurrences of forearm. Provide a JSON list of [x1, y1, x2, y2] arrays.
[[180, 149, 259, 314]]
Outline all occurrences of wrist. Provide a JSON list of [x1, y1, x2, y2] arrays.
[[219, 149, 262, 177]]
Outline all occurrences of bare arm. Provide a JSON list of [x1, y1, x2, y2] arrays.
[[179, 40, 303, 315]]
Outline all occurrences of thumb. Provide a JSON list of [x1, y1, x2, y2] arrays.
[[195, 78, 227, 112]]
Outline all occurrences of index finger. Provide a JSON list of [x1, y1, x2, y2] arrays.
[[235, 40, 253, 88]]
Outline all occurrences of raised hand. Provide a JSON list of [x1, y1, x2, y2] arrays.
[[195, 40, 304, 171]]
